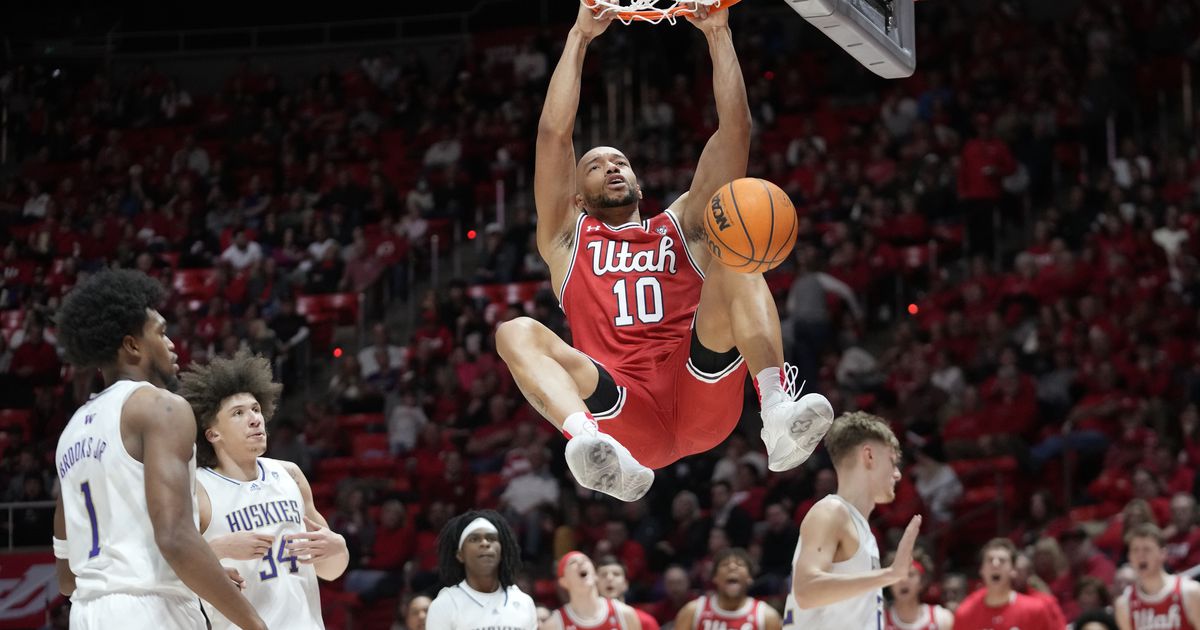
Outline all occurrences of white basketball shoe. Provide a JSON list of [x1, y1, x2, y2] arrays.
[[760, 364, 835, 472], [564, 420, 654, 502]]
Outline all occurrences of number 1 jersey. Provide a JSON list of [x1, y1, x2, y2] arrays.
[[560, 209, 705, 378], [198, 457, 324, 630], [55, 380, 196, 601]]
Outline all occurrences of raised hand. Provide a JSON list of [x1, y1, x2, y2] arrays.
[[575, 1, 616, 39], [887, 515, 922, 583]]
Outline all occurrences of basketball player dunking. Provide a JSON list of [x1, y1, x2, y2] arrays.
[[181, 350, 348, 629], [52, 270, 265, 630], [1115, 523, 1200, 630], [497, 2, 833, 502], [675, 548, 782, 630], [786, 412, 921, 629], [544, 552, 642, 630]]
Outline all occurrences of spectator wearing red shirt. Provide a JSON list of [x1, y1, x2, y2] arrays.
[[645, 565, 694, 626], [593, 520, 647, 585], [1163, 493, 1200, 573], [1060, 525, 1118, 590], [344, 499, 414, 599], [957, 114, 1016, 258], [10, 320, 60, 386], [954, 538, 1060, 630]]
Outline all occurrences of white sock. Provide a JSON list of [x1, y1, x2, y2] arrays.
[[756, 367, 786, 409], [562, 411, 597, 439]]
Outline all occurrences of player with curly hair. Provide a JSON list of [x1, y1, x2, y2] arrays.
[[52, 269, 265, 630], [181, 350, 348, 629]]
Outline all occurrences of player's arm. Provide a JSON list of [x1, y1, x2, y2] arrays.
[[673, 599, 698, 630], [1114, 593, 1132, 630], [281, 460, 349, 580], [1181, 579, 1200, 629], [760, 601, 783, 630], [617, 602, 643, 630], [132, 389, 266, 630], [678, 7, 752, 237], [934, 606, 954, 630], [791, 502, 916, 609], [534, 4, 613, 256], [52, 493, 75, 597]]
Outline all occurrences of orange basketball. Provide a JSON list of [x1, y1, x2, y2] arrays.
[[703, 177, 798, 273]]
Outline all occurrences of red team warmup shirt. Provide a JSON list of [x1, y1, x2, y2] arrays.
[[884, 605, 939, 630], [559, 210, 747, 469], [690, 595, 769, 630], [557, 599, 625, 630], [1126, 576, 1196, 630], [953, 590, 1058, 630]]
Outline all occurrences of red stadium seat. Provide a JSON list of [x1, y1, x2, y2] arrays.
[[295, 293, 362, 350], [351, 433, 390, 459], [295, 293, 361, 326], [335, 413, 385, 433], [316, 457, 358, 485]]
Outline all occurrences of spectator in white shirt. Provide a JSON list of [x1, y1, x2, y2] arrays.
[[219, 230, 263, 271], [423, 127, 462, 169], [172, 133, 210, 176]]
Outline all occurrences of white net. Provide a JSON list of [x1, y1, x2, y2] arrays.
[[585, 0, 729, 25]]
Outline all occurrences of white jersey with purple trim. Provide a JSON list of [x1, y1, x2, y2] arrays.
[[55, 379, 197, 602], [197, 456, 323, 630], [783, 495, 884, 630]]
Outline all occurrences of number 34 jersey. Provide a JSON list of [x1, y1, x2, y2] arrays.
[[55, 380, 196, 601], [198, 457, 324, 630]]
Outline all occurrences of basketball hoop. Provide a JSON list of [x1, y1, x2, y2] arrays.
[[584, 0, 742, 26]]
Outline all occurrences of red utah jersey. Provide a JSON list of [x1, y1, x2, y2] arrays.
[[560, 210, 704, 379], [691, 595, 768, 630], [1127, 575, 1196, 630], [952, 590, 1057, 630], [557, 598, 626, 630]]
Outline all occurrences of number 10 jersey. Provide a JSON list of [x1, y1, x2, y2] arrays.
[[559, 209, 747, 470]]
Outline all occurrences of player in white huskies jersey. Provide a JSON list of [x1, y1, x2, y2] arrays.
[[180, 350, 349, 629], [785, 412, 922, 630], [52, 270, 265, 630]]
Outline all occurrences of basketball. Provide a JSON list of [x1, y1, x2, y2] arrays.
[[703, 177, 798, 274]]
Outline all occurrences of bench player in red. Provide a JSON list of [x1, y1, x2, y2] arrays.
[[495, 3, 834, 501], [1116, 523, 1200, 630], [674, 548, 782, 630]]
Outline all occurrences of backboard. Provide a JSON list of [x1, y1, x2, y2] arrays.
[[788, 0, 916, 79]]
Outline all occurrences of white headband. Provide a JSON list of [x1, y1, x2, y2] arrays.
[[458, 517, 499, 550]]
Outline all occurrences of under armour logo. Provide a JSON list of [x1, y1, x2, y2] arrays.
[[587, 225, 602, 232], [656, 226, 667, 235]]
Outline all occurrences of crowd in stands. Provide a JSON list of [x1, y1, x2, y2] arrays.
[[3, 0, 1200, 627]]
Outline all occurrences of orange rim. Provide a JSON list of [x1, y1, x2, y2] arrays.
[[590, 0, 743, 22]]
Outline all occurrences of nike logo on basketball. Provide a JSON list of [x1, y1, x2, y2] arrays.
[[587, 237, 678, 276]]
